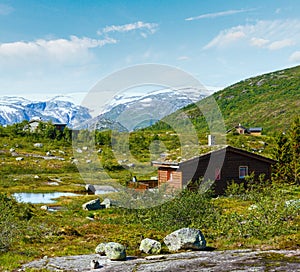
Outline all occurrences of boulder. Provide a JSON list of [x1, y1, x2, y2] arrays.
[[164, 228, 206, 252], [90, 259, 100, 269], [34, 143, 43, 148], [140, 238, 161, 254], [85, 184, 96, 194], [82, 198, 104, 211], [101, 198, 113, 208], [104, 242, 126, 261], [95, 243, 107, 256], [40, 205, 49, 211], [16, 157, 24, 161]]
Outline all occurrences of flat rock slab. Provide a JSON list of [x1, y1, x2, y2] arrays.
[[20, 249, 300, 272]]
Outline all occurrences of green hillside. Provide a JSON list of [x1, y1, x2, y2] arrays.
[[144, 65, 300, 159], [167, 65, 299, 137], [205, 65, 300, 134]]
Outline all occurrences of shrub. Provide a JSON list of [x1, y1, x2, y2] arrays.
[[0, 194, 25, 251]]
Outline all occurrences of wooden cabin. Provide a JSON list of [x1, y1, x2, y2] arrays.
[[249, 127, 263, 136], [235, 124, 249, 134], [152, 146, 276, 195], [53, 123, 67, 132]]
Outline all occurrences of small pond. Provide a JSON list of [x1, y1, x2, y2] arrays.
[[13, 192, 83, 204], [13, 187, 117, 204]]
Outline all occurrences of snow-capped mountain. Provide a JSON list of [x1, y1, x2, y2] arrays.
[[85, 87, 208, 131], [0, 86, 211, 130], [0, 96, 91, 127]]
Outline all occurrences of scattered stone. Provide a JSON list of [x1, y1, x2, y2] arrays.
[[164, 228, 206, 252], [46, 151, 52, 156], [76, 148, 83, 153], [16, 157, 24, 161], [34, 143, 43, 148], [85, 184, 96, 194], [9, 148, 15, 152], [34, 175, 40, 179], [82, 146, 88, 151], [144, 255, 166, 260], [47, 182, 59, 186], [140, 238, 161, 254], [248, 204, 258, 210], [104, 242, 126, 261], [285, 199, 300, 208], [101, 198, 113, 208], [82, 198, 104, 211], [40, 205, 48, 211], [90, 259, 101, 269], [95, 243, 107, 256], [86, 159, 92, 163]]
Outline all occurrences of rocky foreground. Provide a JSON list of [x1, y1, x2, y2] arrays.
[[20, 249, 300, 272]]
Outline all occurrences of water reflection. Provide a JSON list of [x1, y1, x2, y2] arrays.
[[13, 192, 82, 204]]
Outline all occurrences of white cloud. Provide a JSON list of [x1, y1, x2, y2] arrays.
[[204, 30, 246, 49], [0, 36, 117, 63], [98, 21, 158, 37], [204, 19, 300, 50], [185, 9, 253, 21], [177, 56, 190, 61], [268, 39, 295, 50], [289, 51, 300, 62], [250, 37, 269, 47], [0, 4, 14, 15]]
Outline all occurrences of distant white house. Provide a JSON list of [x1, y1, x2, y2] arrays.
[[28, 118, 42, 132], [28, 118, 67, 133]]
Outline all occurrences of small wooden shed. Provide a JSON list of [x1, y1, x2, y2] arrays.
[[152, 146, 276, 195]]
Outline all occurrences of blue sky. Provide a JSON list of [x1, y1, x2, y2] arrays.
[[0, 0, 300, 101]]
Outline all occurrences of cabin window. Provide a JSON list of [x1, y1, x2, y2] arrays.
[[215, 168, 221, 180], [167, 171, 173, 181], [239, 166, 248, 179]]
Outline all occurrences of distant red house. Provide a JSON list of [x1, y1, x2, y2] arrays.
[[152, 145, 276, 195], [53, 123, 67, 132]]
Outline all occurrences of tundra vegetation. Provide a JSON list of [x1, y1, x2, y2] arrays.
[[0, 117, 299, 271], [0, 65, 300, 271]]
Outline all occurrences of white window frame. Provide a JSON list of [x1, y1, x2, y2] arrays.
[[239, 166, 248, 179]]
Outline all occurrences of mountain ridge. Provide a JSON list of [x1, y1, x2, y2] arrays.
[[0, 96, 91, 127], [164, 65, 300, 135]]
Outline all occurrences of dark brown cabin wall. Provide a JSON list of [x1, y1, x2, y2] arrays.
[[222, 151, 272, 180], [154, 146, 275, 195]]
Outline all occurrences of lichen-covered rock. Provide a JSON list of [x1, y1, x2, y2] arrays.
[[101, 198, 114, 208], [104, 242, 126, 261], [140, 238, 161, 254], [82, 198, 104, 211], [164, 228, 206, 252], [95, 243, 107, 256], [85, 184, 96, 194]]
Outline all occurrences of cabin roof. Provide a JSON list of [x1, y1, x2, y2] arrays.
[[249, 127, 263, 132], [152, 145, 276, 168]]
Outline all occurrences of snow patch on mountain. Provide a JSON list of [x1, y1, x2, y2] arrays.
[[0, 96, 92, 127]]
